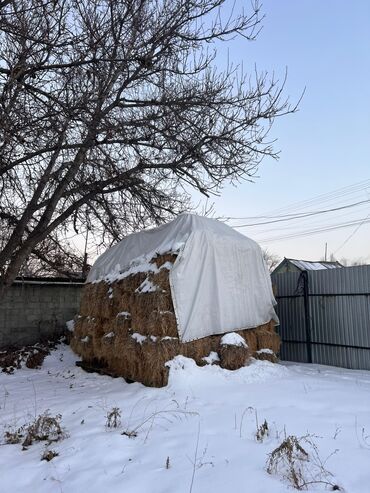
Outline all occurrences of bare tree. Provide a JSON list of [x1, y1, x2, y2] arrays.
[[0, 0, 295, 290], [338, 257, 368, 267], [19, 232, 89, 278], [262, 249, 281, 273]]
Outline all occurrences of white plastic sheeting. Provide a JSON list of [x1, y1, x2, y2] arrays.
[[87, 214, 278, 342]]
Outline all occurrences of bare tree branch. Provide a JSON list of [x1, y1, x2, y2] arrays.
[[0, 0, 296, 289]]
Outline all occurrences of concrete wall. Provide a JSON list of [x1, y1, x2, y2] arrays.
[[0, 280, 83, 349]]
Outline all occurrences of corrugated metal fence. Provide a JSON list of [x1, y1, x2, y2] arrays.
[[271, 265, 370, 370]]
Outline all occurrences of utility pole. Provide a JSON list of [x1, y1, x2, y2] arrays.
[[324, 242, 328, 261]]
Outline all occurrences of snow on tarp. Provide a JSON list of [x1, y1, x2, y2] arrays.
[[87, 213, 278, 342]]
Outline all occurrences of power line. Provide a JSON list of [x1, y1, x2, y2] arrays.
[[220, 178, 370, 249], [333, 212, 370, 255], [253, 203, 370, 236], [258, 178, 370, 217], [231, 198, 370, 227], [226, 178, 370, 221], [257, 216, 370, 243]]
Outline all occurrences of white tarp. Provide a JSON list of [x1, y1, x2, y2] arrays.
[[87, 214, 278, 342]]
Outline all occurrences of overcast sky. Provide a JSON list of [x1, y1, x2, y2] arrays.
[[206, 0, 370, 263]]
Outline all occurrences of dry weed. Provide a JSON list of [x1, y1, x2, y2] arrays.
[[22, 411, 65, 448], [41, 449, 59, 461], [256, 419, 269, 442], [106, 407, 121, 428], [4, 411, 66, 449], [266, 434, 340, 490]]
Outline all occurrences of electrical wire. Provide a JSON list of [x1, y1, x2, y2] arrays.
[[333, 213, 370, 255], [226, 178, 370, 221], [257, 216, 370, 243], [220, 178, 370, 249], [231, 198, 370, 227]]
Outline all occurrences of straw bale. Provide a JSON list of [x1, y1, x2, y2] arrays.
[[113, 291, 132, 314], [130, 291, 177, 337], [149, 268, 172, 292], [219, 344, 250, 370], [150, 253, 178, 268], [93, 333, 223, 387], [71, 252, 281, 387], [236, 328, 258, 353], [256, 330, 281, 354], [79, 282, 106, 318], [266, 319, 277, 333], [254, 350, 278, 363], [72, 323, 279, 387], [70, 335, 94, 364], [115, 312, 132, 333], [120, 271, 148, 292], [144, 310, 178, 337]]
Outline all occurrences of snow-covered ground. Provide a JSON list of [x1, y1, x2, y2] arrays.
[[1, 345, 370, 493]]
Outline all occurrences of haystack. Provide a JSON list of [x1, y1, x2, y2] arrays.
[[71, 214, 280, 387]]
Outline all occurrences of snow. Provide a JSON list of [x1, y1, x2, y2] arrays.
[[130, 334, 177, 344], [202, 351, 220, 364], [103, 332, 115, 339], [92, 257, 173, 285], [256, 348, 274, 355], [66, 319, 75, 332], [135, 277, 158, 293], [220, 332, 247, 347], [2, 345, 370, 493], [116, 311, 131, 318], [131, 333, 147, 344]]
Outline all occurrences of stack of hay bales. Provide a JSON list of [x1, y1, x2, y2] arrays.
[[71, 252, 280, 387]]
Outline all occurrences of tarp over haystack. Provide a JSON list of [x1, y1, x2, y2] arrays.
[[87, 213, 278, 342], [71, 214, 280, 387]]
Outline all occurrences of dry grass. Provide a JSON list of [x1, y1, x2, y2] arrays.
[[266, 435, 340, 491], [256, 419, 269, 442], [267, 435, 309, 489], [4, 411, 66, 449], [106, 407, 121, 428], [71, 253, 281, 387]]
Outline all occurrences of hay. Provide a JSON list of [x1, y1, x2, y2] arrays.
[[256, 329, 281, 354], [219, 344, 250, 370], [71, 253, 281, 387], [71, 326, 223, 387], [236, 328, 258, 353], [254, 349, 278, 363]]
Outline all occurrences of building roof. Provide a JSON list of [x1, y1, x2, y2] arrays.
[[284, 258, 343, 271]]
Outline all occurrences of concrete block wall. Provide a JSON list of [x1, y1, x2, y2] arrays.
[[0, 280, 83, 349]]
